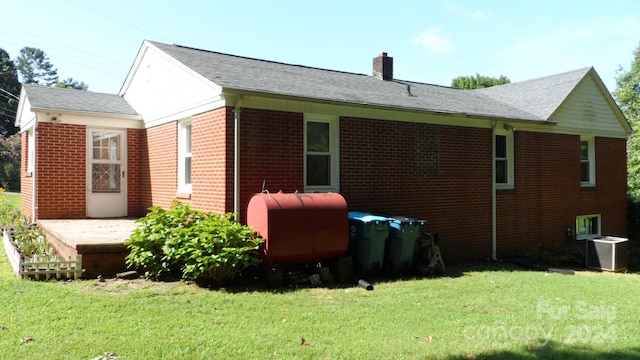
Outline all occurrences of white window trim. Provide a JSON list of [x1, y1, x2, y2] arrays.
[[495, 128, 514, 190], [177, 119, 192, 194], [576, 214, 601, 240], [27, 127, 35, 174], [304, 114, 339, 192], [580, 136, 596, 187]]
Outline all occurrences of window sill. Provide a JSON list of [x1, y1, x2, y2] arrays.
[[176, 192, 191, 200], [495, 185, 514, 191], [25, 172, 33, 178]]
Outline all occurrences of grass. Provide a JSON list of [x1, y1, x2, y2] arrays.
[[1, 193, 639, 358], [1, 241, 640, 360], [1, 192, 20, 209]]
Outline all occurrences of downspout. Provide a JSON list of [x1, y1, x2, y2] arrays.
[[491, 122, 497, 260], [32, 118, 38, 223], [233, 98, 243, 217]]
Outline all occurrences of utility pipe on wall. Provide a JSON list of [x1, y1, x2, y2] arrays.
[[31, 117, 38, 223], [233, 98, 243, 216], [491, 122, 497, 260]]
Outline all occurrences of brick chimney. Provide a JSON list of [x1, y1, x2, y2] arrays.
[[373, 52, 393, 80]]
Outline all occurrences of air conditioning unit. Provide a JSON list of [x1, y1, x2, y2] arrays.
[[586, 236, 628, 272]]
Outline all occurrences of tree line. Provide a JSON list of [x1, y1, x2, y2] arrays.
[[0, 47, 89, 191]]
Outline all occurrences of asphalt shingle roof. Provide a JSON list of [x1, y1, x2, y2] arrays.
[[21, 41, 596, 124], [149, 42, 546, 121], [475, 67, 592, 120], [23, 84, 139, 116]]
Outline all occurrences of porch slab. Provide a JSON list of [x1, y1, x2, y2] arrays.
[[38, 219, 139, 278]]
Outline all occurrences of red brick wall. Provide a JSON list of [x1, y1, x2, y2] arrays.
[[143, 121, 178, 210], [143, 107, 303, 221], [496, 133, 627, 256], [340, 118, 493, 261], [238, 108, 304, 221], [26, 107, 626, 263], [20, 131, 33, 220], [25, 124, 151, 220], [127, 128, 147, 217], [36, 123, 86, 219], [340, 118, 627, 262], [594, 137, 627, 236], [189, 107, 234, 214]]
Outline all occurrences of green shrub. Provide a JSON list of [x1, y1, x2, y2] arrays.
[[125, 201, 264, 285], [0, 192, 54, 257]]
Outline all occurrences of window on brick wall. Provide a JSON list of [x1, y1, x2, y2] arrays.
[[27, 127, 34, 174], [304, 114, 339, 192], [178, 119, 192, 194], [580, 136, 595, 187], [495, 128, 514, 189], [576, 214, 600, 239]]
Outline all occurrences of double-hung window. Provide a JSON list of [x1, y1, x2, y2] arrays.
[[304, 114, 339, 192], [580, 136, 595, 187], [27, 128, 35, 174], [495, 128, 514, 189], [178, 119, 192, 194]]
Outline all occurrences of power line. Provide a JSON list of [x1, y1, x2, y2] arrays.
[[0, 110, 17, 120], [62, 0, 172, 43], [0, 88, 19, 100], [0, 105, 16, 115]]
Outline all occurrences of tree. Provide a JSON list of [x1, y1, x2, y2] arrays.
[[0, 48, 20, 136], [16, 47, 58, 86], [451, 74, 510, 89], [55, 77, 89, 90], [613, 43, 640, 202], [0, 133, 20, 191]]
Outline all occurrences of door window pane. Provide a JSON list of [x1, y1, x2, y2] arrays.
[[93, 133, 121, 161], [92, 164, 121, 193]]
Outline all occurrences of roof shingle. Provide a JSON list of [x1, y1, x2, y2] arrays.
[[23, 84, 139, 116], [150, 41, 544, 121]]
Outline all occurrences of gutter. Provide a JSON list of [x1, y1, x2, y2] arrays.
[[233, 98, 244, 216]]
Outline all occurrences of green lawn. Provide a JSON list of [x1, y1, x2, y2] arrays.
[[2, 236, 640, 360], [1, 192, 20, 209]]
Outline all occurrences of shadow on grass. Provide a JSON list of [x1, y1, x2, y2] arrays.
[[447, 340, 640, 360], [217, 260, 530, 293]]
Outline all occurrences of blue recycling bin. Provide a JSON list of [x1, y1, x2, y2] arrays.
[[348, 212, 390, 275], [386, 216, 426, 274]]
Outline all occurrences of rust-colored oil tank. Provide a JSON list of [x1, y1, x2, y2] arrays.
[[246, 192, 348, 264]]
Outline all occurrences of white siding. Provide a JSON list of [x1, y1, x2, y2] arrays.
[[551, 74, 629, 138], [121, 44, 224, 128], [17, 94, 35, 132]]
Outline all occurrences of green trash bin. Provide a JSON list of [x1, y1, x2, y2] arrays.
[[348, 212, 390, 275], [386, 216, 426, 274]]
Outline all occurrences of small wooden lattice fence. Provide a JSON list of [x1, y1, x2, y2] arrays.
[[3, 227, 83, 280]]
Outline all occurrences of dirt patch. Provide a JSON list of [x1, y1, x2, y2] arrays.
[[88, 277, 181, 294]]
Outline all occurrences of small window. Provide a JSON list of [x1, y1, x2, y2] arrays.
[[178, 119, 192, 193], [580, 136, 595, 186], [304, 114, 339, 192], [27, 128, 35, 173], [576, 214, 600, 240], [495, 129, 514, 189]]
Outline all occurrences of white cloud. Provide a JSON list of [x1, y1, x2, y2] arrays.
[[409, 28, 453, 54], [444, 0, 490, 20]]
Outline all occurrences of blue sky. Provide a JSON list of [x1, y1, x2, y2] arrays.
[[1, 0, 639, 94]]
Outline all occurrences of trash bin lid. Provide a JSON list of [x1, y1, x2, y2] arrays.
[[348, 211, 389, 224]]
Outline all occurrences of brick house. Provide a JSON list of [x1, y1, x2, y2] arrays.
[[15, 40, 631, 262]]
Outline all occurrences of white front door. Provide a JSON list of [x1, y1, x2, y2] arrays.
[[87, 129, 127, 218]]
